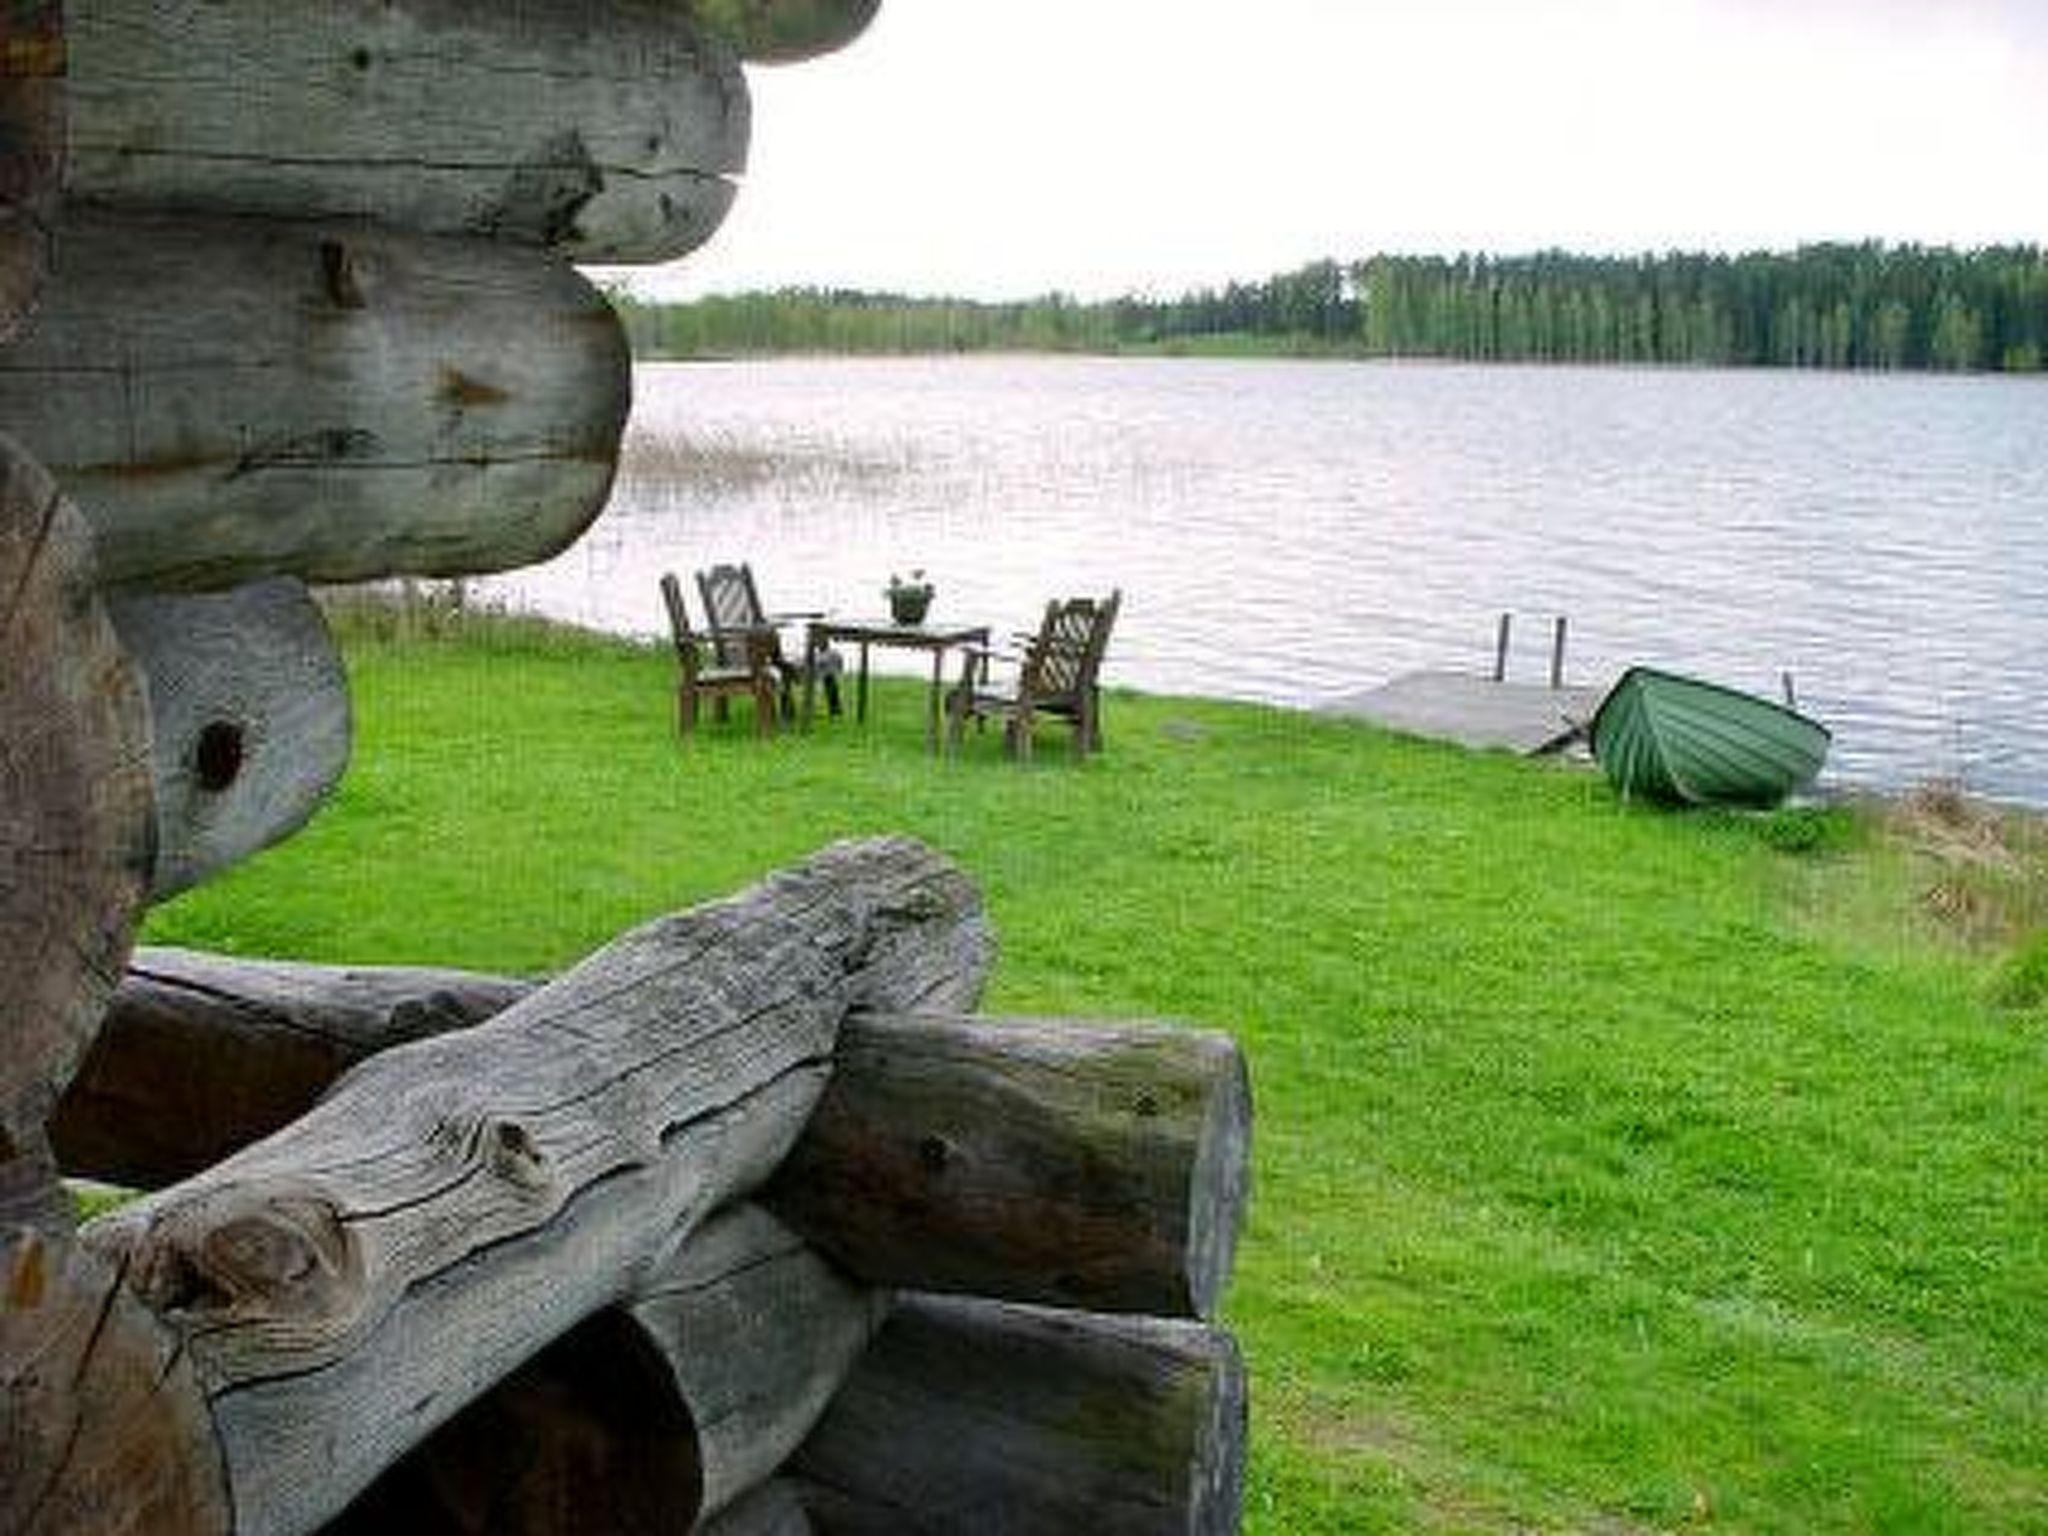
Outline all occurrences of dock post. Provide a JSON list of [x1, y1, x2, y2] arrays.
[[1493, 613, 1511, 683], [1549, 615, 1568, 689]]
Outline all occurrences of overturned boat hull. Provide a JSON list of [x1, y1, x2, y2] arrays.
[[1591, 666, 1830, 808]]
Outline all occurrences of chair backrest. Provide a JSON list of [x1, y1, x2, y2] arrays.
[[695, 562, 771, 668], [659, 573, 692, 654], [1020, 590, 1121, 704], [660, 573, 704, 673]]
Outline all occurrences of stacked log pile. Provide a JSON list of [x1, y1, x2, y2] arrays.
[[2, 3, 1254, 1531], [19, 841, 1252, 1533]]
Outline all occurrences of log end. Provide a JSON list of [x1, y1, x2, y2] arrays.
[[766, 1014, 1251, 1320], [0, 1227, 229, 1536], [793, 1296, 1248, 1535], [1185, 1034, 1253, 1321], [107, 579, 353, 902], [1190, 1323, 1249, 1535], [695, 0, 884, 64], [0, 436, 154, 1197]]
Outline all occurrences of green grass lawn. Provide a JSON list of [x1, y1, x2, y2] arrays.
[[145, 621, 2048, 1534]]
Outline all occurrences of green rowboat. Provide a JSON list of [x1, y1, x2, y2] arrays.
[[1590, 666, 1830, 808]]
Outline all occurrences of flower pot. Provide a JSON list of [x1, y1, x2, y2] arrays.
[[889, 589, 933, 625]]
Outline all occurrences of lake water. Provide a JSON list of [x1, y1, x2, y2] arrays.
[[477, 356, 2048, 804]]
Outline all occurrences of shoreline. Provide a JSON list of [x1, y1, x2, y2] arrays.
[[320, 586, 2048, 819]]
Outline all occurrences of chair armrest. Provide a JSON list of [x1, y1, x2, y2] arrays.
[[951, 643, 1017, 690], [956, 643, 1031, 673]]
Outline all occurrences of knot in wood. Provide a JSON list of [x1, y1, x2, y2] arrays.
[[496, 131, 603, 246], [131, 1189, 358, 1322], [430, 1110, 552, 1192], [319, 238, 365, 309], [488, 1117, 550, 1191]]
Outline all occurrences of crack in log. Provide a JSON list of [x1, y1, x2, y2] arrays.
[[646, 1244, 807, 1298], [73, 445, 615, 482], [75, 143, 738, 185], [0, 483, 63, 645], [73, 1245, 132, 1391], [227, 428, 382, 480], [332, 1151, 492, 1228], [9, 1243, 122, 1534]]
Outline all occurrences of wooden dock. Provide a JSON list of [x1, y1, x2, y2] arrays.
[[1322, 670, 1607, 756]]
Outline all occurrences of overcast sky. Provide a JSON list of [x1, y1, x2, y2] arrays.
[[628, 0, 2048, 302]]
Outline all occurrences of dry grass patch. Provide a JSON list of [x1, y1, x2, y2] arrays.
[[618, 425, 911, 498], [1791, 781, 2048, 1002], [1884, 780, 2048, 953]]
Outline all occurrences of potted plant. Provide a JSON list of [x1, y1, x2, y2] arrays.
[[885, 569, 935, 625]]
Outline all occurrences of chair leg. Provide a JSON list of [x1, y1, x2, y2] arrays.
[[824, 672, 843, 718], [678, 686, 697, 737], [754, 679, 778, 737]]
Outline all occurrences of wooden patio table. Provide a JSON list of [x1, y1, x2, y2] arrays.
[[801, 617, 992, 752]]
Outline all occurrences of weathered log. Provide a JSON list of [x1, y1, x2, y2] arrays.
[[0, 434, 153, 1231], [793, 1295, 1247, 1536], [54, 883, 996, 1188], [630, 1204, 885, 1521], [53, 965, 1245, 1318], [54, 982, 1246, 1323], [52, 949, 530, 1188], [65, 0, 746, 264], [73, 838, 988, 1536], [0, 1227, 229, 1536], [0, 208, 630, 590], [108, 578, 351, 899], [696, 0, 881, 64], [319, 1205, 876, 1535], [0, 0, 63, 339], [767, 1013, 1252, 1321]]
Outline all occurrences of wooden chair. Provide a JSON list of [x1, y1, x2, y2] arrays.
[[694, 561, 842, 720], [946, 590, 1122, 761], [660, 573, 778, 738]]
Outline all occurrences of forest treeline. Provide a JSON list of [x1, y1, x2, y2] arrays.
[[610, 244, 2048, 372]]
